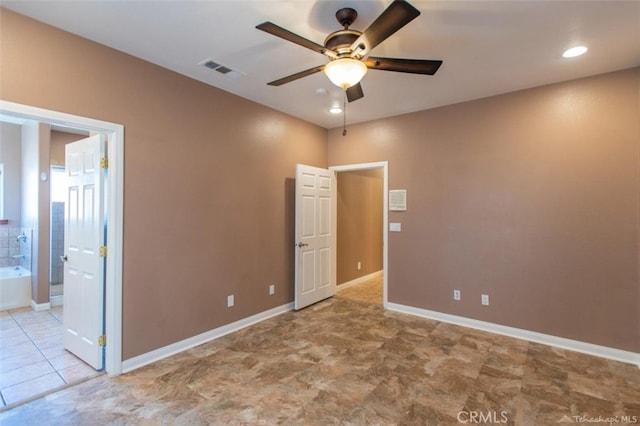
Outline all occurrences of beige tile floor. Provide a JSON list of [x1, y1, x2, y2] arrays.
[[0, 306, 101, 409]]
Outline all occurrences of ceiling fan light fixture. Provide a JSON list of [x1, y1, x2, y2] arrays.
[[323, 58, 368, 89]]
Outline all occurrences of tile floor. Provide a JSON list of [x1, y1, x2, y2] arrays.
[[0, 306, 101, 409], [1, 281, 639, 425]]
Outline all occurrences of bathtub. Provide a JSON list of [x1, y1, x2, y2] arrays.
[[0, 266, 32, 311]]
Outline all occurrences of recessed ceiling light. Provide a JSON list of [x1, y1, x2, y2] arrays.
[[329, 106, 343, 114], [562, 46, 588, 58]]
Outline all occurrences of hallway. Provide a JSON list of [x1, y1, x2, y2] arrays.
[[337, 274, 383, 307]]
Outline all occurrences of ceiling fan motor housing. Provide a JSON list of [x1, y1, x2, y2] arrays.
[[325, 7, 362, 57], [324, 30, 361, 57]]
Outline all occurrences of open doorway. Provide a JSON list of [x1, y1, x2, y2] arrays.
[[330, 162, 389, 307], [0, 101, 124, 387], [0, 122, 111, 408]]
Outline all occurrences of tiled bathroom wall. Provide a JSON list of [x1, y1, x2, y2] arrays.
[[0, 224, 32, 269], [50, 202, 64, 285], [19, 228, 32, 270]]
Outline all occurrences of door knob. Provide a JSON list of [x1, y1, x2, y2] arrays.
[[297, 242, 308, 248], [60, 255, 68, 263]]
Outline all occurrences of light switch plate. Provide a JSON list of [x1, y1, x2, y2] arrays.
[[390, 222, 402, 232]]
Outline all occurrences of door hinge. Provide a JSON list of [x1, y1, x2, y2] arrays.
[[100, 157, 108, 169], [99, 246, 107, 257], [98, 335, 106, 347]]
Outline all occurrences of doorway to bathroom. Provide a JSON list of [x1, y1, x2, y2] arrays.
[[0, 123, 103, 408], [0, 124, 112, 409], [1, 101, 124, 374]]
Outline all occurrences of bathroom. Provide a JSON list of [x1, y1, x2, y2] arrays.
[[0, 120, 88, 310], [0, 227, 32, 311], [0, 120, 99, 408]]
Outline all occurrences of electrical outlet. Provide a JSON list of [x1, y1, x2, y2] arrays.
[[453, 290, 461, 301], [227, 295, 234, 307], [481, 294, 489, 306], [357, 261, 362, 270], [269, 284, 275, 295]]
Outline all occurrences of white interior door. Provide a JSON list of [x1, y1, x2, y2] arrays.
[[295, 164, 336, 310], [63, 134, 105, 370]]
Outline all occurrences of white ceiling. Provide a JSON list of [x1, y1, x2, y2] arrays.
[[3, 1, 639, 129]]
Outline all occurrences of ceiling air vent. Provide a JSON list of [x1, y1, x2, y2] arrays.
[[215, 66, 232, 75], [199, 59, 244, 79], [202, 60, 220, 70]]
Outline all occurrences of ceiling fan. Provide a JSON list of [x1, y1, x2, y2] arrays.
[[256, 0, 443, 103]]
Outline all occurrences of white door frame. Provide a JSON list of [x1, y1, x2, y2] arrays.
[[1, 100, 124, 375], [329, 161, 389, 307]]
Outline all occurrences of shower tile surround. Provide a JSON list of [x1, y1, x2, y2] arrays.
[[0, 226, 31, 270], [50, 202, 64, 287]]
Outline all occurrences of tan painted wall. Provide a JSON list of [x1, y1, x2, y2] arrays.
[[1, 9, 327, 359], [337, 169, 383, 284], [0, 122, 22, 223], [329, 68, 640, 353]]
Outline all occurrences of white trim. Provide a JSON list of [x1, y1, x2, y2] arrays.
[[1, 100, 124, 376], [122, 302, 294, 373], [104, 126, 124, 375], [387, 302, 640, 366], [329, 161, 389, 308], [337, 270, 383, 292], [30, 300, 51, 311], [50, 295, 63, 307]]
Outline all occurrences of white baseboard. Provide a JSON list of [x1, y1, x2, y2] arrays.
[[386, 302, 640, 366], [122, 302, 294, 373], [337, 270, 383, 292], [31, 300, 51, 311]]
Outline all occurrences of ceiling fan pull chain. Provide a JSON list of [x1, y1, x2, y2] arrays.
[[342, 92, 348, 136]]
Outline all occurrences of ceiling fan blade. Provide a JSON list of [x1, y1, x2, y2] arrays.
[[346, 83, 364, 102], [349, 0, 420, 57], [364, 57, 443, 75], [267, 65, 325, 86], [256, 22, 337, 59]]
